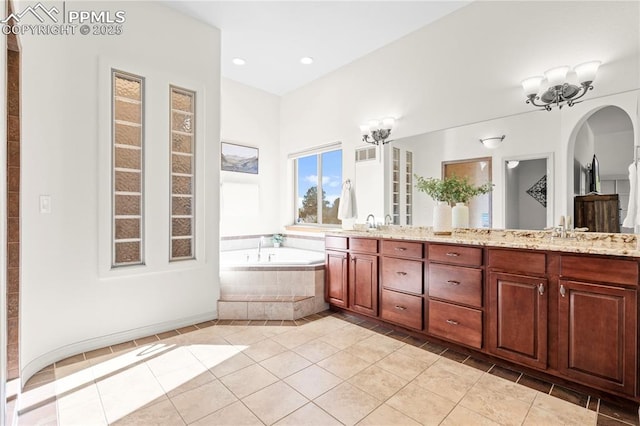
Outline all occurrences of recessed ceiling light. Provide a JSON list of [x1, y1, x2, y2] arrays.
[[300, 57, 314, 65], [232, 58, 246, 66]]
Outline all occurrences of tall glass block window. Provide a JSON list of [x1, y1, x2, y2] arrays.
[[406, 151, 413, 225], [170, 86, 196, 260], [392, 147, 400, 225], [295, 148, 342, 225], [112, 70, 144, 267]]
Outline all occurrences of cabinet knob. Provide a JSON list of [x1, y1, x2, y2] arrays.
[[446, 252, 460, 257], [395, 247, 407, 251], [560, 284, 566, 298], [446, 280, 461, 286], [394, 305, 407, 311], [396, 271, 407, 276], [538, 283, 545, 295], [446, 319, 459, 325]]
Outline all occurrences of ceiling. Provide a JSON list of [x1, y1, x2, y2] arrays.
[[163, 1, 470, 95]]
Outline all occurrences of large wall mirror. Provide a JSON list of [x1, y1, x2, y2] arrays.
[[443, 157, 492, 228]]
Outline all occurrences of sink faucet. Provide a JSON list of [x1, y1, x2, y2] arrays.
[[385, 214, 393, 225], [258, 236, 265, 261], [366, 214, 376, 229]]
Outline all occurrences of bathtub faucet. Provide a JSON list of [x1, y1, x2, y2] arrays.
[[257, 236, 265, 261]]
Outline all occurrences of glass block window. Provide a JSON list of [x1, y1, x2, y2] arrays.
[[406, 151, 413, 225], [170, 86, 195, 260], [392, 147, 400, 225], [112, 70, 144, 267]]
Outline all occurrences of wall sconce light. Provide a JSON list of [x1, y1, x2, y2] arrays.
[[360, 117, 395, 145], [521, 61, 601, 111], [479, 135, 505, 149], [507, 160, 520, 169]]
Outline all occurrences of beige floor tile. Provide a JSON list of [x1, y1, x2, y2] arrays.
[[315, 382, 381, 426], [475, 373, 538, 403], [57, 382, 107, 425], [242, 338, 288, 362], [188, 343, 245, 370], [271, 329, 321, 349], [349, 365, 408, 401], [156, 365, 216, 398], [112, 398, 185, 425], [318, 324, 374, 349], [386, 382, 455, 426], [242, 381, 308, 425], [190, 401, 263, 426], [317, 351, 372, 380], [344, 334, 405, 363], [17, 400, 58, 426], [209, 352, 256, 378], [293, 339, 341, 363], [412, 359, 481, 403], [260, 351, 312, 379], [357, 403, 421, 426], [219, 364, 279, 398], [170, 379, 238, 424], [96, 363, 167, 424], [375, 351, 432, 381], [146, 346, 202, 377], [54, 359, 93, 381], [440, 405, 501, 426], [526, 393, 597, 425], [284, 365, 343, 399], [223, 328, 269, 345], [274, 402, 343, 426], [459, 385, 532, 426], [393, 344, 441, 365]]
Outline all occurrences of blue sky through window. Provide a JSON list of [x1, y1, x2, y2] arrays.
[[296, 149, 342, 218]]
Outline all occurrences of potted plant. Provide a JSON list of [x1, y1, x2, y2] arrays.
[[415, 174, 493, 232], [272, 233, 284, 248]]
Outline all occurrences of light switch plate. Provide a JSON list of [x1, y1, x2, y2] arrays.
[[39, 195, 51, 214]]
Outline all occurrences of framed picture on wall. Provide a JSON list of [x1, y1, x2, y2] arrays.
[[221, 141, 259, 174]]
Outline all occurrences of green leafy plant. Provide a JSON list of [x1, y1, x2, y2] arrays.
[[415, 174, 493, 205], [272, 233, 285, 244]]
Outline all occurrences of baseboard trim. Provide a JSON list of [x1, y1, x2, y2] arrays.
[[20, 310, 217, 389]]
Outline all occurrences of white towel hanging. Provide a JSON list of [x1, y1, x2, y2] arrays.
[[623, 162, 637, 228], [338, 179, 357, 220]]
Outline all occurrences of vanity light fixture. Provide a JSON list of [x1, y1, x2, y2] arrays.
[[360, 117, 395, 145], [300, 56, 314, 65], [479, 135, 505, 149], [521, 61, 601, 111], [232, 57, 246, 66], [507, 160, 520, 169]]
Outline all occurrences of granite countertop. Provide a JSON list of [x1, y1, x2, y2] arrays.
[[326, 226, 640, 258]]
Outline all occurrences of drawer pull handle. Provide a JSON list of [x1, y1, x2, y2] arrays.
[[446, 319, 459, 325], [446, 280, 461, 286], [396, 271, 407, 276], [395, 247, 407, 251], [446, 252, 460, 257], [560, 284, 566, 298], [394, 305, 407, 311]]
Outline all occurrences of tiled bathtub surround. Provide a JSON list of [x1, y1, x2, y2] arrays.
[[343, 225, 640, 257], [16, 311, 639, 426]]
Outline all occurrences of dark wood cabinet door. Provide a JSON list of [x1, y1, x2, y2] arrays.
[[488, 272, 548, 369], [558, 279, 637, 395], [325, 250, 348, 308], [349, 253, 378, 316]]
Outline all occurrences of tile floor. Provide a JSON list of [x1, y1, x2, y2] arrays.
[[11, 311, 640, 426]]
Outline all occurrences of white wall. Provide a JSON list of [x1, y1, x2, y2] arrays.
[[20, 1, 221, 381], [220, 78, 281, 236], [595, 130, 634, 177], [279, 1, 639, 228], [515, 159, 547, 230]]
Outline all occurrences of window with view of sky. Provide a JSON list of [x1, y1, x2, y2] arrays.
[[296, 149, 342, 224]]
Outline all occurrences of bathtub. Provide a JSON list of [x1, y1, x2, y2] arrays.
[[218, 247, 328, 320], [220, 247, 325, 269]]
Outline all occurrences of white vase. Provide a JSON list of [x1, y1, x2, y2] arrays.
[[452, 202, 469, 228], [274, 242, 281, 248], [433, 202, 452, 234]]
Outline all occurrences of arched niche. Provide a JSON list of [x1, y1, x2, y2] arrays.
[[566, 104, 635, 232]]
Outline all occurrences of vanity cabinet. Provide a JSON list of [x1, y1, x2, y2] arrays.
[[380, 240, 424, 330], [325, 236, 379, 317], [487, 249, 548, 370], [557, 255, 638, 396], [427, 244, 483, 349]]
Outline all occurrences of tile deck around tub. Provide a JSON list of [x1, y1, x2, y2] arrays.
[[15, 310, 640, 426]]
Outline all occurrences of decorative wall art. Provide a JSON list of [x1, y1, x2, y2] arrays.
[[221, 142, 259, 174], [526, 174, 547, 207]]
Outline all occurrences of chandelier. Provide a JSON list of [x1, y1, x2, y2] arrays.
[[360, 117, 395, 145], [521, 61, 600, 111]]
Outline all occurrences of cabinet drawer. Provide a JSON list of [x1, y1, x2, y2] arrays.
[[429, 244, 482, 267], [325, 236, 347, 251], [428, 264, 482, 308], [381, 240, 424, 259], [380, 289, 423, 330], [560, 255, 638, 287], [381, 257, 423, 294], [428, 299, 482, 349], [350, 237, 378, 254], [488, 249, 545, 276]]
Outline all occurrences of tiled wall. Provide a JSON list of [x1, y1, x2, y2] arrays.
[[6, 36, 20, 380]]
